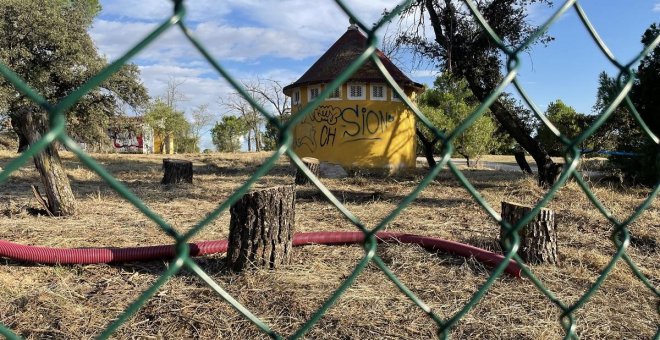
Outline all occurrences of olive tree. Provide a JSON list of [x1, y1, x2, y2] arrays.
[[0, 0, 147, 215]]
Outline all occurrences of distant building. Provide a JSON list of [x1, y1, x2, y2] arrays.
[[283, 22, 424, 172], [107, 117, 154, 154]]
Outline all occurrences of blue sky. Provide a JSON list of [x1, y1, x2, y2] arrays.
[[90, 0, 660, 150], [518, 1, 660, 114]]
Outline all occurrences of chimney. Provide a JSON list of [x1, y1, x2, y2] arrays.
[[348, 17, 358, 30]]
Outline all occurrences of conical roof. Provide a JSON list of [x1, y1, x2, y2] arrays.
[[283, 25, 423, 95]]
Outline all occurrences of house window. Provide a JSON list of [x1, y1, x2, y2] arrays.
[[348, 83, 365, 100], [371, 84, 386, 101], [309, 86, 320, 101], [293, 90, 300, 105], [328, 85, 341, 100]]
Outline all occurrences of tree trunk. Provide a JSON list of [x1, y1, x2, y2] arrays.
[[226, 185, 295, 272], [422, 3, 560, 187], [458, 150, 471, 167], [246, 130, 252, 151], [500, 201, 558, 265], [17, 131, 29, 153], [295, 157, 320, 185], [514, 151, 533, 174], [13, 107, 76, 216], [416, 128, 437, 168], [254, 128, 262, 152], [468, 85, 560, 187], [161, 158, 193, 184]]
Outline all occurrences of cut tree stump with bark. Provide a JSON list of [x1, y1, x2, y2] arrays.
[[226, 185, 295, 272], [161, 159, 193, 184], [295, 157, 320, 185], [500, 201, 559, 265]]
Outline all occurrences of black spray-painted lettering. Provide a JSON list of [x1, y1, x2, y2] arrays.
[[296, 104, 397, 149], [319, 125, 336, 147]]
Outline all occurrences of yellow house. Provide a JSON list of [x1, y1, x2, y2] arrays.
[[283, 22, 424, 172]]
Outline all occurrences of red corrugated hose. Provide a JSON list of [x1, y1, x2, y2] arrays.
[[0, 231, 522, 278]]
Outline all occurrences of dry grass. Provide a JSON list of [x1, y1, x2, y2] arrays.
[[0, 150, 657, 339]]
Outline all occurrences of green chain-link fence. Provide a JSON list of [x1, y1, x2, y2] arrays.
[[0, 0, 658, 338]]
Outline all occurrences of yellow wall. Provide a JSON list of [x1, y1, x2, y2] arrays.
[[154, 133, 163, 154], [291, 83, 416, 172], [154, 132, 175, 154]]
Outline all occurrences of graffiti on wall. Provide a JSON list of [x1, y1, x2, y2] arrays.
[[295, 105, 396, 152], [109, 129, 144, 153]]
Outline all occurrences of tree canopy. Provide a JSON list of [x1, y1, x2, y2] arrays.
[[144, 99, 194, 153], [212, 115, 247, 152], [536, 100, 587, 155], [389, 0, 560, 186], [0, 0, 148, 148], [633, 23, 660, 138], [594, 23, 659, 184], [245, 79, 290, 151], [417, 74, 500, 167], [190, 104, 215, 151], [0, 0, 148, 215]]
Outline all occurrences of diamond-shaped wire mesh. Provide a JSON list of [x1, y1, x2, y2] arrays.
[[0, 0, 658, 339]]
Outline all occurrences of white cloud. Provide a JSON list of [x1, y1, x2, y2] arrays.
[[97, 0, 402, 45], [410, 69, 441, 78], [91, 20, 164, 61], [654, 3, 660, 12], [100, 0, 231, 23], [139, 64, 232, 114], [93, 0, 414, 151], [93, 0, 410, 66], [91, 19, 327, 63], [100, 0, 171, 21], [223, 0, 404, 42], [194, 22, 326, 61]]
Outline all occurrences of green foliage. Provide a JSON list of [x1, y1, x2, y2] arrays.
[[611, 142, 659, 185], [263, 112, 290, 151], [594, 23, 659, 185], [536, 100, 588, 155], [211, 115, 248, 152], [144, 99, 196, 153], [592, 72, 642, 152], [144, 99, 189, 136], [0, 0, 148, 146], [417, 74, 500, 166], [58, 0, 102, 24], [633, 23, 660, 137], [491, 95, 538, 154], [394, 0, 563, 186], [175, 134, 199, 154], [628, 23, 660, 185]]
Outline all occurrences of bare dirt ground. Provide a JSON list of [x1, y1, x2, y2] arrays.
[[0, 150, 657, 339]]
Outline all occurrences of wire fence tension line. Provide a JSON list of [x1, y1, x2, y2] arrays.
[[0, 0, 657, 339]]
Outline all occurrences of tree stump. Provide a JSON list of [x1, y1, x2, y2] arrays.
[[500, 201, 559, 265], [294, 157, 320, 185], [161, 159, 193, 184], [226, 185, 295, 272]]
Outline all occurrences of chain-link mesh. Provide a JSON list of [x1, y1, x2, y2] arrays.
[[0, 0, 658, 339]]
